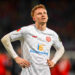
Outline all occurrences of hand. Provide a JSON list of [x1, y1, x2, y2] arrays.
[[47, 59, 55, 68], [14, 57, 30, 68]]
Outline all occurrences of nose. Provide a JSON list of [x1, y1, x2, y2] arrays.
[[41, 13, 45, 17]]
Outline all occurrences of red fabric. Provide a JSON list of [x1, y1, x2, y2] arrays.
[[0, 54, 8, 75], [51, 59, 71, 75], [17, 28, 21, 32]]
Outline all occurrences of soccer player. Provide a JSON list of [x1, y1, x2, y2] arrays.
[[1, 4, 65, 75]]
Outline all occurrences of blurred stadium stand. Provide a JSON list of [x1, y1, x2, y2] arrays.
[[0, 0, 75, 75]]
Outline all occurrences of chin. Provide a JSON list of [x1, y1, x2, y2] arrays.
[[42, 21, 47, 23], [42, 20, 48, 23], [40, 22, 46, 25]]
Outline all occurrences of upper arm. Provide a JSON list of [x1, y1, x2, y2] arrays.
[[9, 30, 23, 42], [52, 33, 63, 50], [9, 27, 28, 42], [1, 29, 23, 44]]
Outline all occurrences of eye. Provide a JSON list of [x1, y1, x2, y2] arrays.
[[44, 12, 47, 14], [37, 12, 42, 15]]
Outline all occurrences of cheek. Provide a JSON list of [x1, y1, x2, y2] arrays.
[[33, 17, 37, 21], [35, 17, 40, 21], [33, 17, 38, 22], [46, 16, 48, 21], [47, 17, 48, 20], [33, 15, 41, 22], [46, 15, 48, 19]]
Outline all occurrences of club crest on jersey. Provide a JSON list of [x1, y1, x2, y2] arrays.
[[46, 36, 51, 42], [17, 28, 21, 32]]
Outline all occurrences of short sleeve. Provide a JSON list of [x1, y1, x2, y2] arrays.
[[9, 28, 23, 42], [53, 32, 63, 49]]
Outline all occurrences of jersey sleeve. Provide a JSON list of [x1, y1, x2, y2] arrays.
[[52, 32, 63, 49], [52, 32, 65, 64], [9, 27, 27, 42], [9, 28, 23, 42]]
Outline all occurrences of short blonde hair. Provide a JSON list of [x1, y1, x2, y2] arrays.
[[31, 4, 46, 18]]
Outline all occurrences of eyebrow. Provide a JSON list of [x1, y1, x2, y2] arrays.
[[37, 11, 47, 14]]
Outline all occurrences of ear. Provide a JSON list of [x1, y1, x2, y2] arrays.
[[33, 17, 36, 21]]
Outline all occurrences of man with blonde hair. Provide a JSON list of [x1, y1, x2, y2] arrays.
[[1, 4, 65, 75]]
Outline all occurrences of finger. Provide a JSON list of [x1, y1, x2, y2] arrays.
[[20, 59, 30, 67], [50, 66, 53, 68], [24, 62, 30, 67], [22, 65, 25, 68], [24, 60, 30, 66], [47, 59, 49, 62], [47, 59, 51, 61], [47, 59, 51, 63], [20, 62, 26, 67], [48, 63, 51, 66], [20, 63, 24, 67], [48, 65, 53, 68], [20, 63, 27, 68], [47, 61, 51, 65]]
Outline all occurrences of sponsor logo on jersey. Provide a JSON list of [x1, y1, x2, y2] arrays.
[[30, 44, 48, 55], [46, 36, 51, 42], [17, 28, 21, 32], [37, 44, 45, 51], [30, 50, 48, 55]]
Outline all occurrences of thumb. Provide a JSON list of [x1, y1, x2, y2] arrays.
[[47, 59, 51, 62]]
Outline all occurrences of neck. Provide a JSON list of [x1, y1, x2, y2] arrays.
[[35, 22, 47, 31]]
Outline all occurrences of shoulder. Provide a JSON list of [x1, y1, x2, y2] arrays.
[[9, 24, 34, 35], [21, 24, 35, 31], [47, 27, 58, 37]]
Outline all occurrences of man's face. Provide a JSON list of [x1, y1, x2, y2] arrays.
[[33, 8, 48, 24]]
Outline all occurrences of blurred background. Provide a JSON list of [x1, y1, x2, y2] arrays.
[[0, 0, 75, 75]]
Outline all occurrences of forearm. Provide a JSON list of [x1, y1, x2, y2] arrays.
[[1, 34, 18, 58], [51, 45, 65, 64]]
